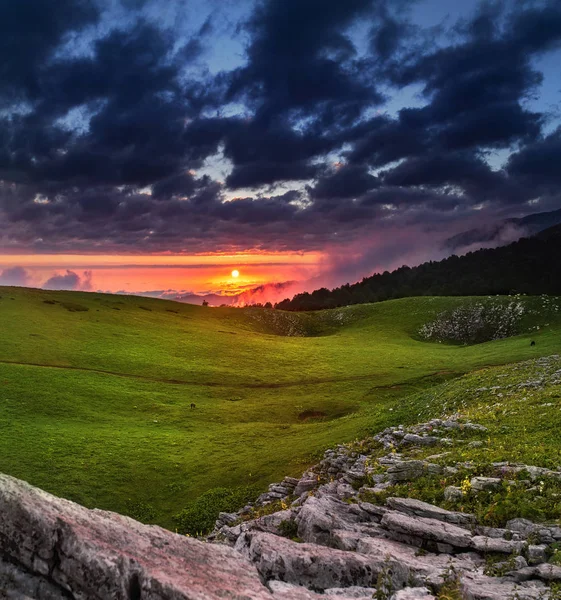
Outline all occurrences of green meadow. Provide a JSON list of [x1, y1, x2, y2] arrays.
[[0, 286, 560, 529]]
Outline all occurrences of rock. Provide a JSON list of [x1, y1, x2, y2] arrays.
[[236, 532, 409, 592], [471, 536, 526, 554], [470, 477, 502, 492], [294, 478, 318, 496], [510, 566, 538, 583], [402, 434, 440, 446], [358, 502, 388, 520], [269, 581, 374, 600], [460, 571, 545, 599], [527, 545, 548, 565], [0, 473, 274, 600], [217, 511, 240, 526], [444, 486, 463, 502], [324, 586, 378, 598], [390, 588, 435, 599], [334, 482, 357, 500], [506, 518, 538, 537], [283, 477, 300, 487], [381, 512, 473, 550], [534, 563, 561, 581], [296, 495, 372, 545], [386, 497, 475, 526], [356, 535, 482, 585], [386, 461, 441, 483], [468, 441, 484, 448]]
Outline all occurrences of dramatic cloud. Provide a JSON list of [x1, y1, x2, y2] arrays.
[[0, 0, 561, 277]]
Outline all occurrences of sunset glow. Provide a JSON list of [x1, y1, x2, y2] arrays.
[[0, 251, 326, 305], [1, 0, 560, 305]]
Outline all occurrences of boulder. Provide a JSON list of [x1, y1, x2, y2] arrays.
[[0, 473, 273, 600]]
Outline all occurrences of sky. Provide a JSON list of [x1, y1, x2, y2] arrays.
[[0, 0, 561, 304]]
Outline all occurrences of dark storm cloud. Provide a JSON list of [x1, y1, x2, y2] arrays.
[[380, 151, 512, 201], [228, 0, 384, 123], [1, 0, 561, 259], [507, 128, 561, 187], [309, 165, 380, 200]]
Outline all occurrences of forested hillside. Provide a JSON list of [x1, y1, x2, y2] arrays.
[[276, 225, 561, 311]]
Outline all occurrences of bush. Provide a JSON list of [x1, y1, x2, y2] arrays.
[[278, 519, 299, 539], [174, 485, 261, 535]]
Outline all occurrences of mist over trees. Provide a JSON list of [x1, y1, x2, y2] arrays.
[[275, 226, 561, 311]]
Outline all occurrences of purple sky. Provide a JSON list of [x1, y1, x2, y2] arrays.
[[1, 0, 561, 299]]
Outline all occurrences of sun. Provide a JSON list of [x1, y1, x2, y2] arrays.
[[231, 269, 240, 278]]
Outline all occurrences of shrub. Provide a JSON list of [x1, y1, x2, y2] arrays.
[[174, 485, 261, 536], [278, 519, 299, 539]]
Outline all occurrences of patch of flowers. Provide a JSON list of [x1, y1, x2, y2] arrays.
[[418, 300, 525, 344]]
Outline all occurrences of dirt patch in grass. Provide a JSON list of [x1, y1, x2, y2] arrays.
[[298, 410, 327, 421]]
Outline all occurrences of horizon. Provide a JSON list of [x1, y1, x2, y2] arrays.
[[1, 0, 561, 303]]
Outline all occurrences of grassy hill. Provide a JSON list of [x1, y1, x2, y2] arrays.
[[1, 286, 561, 529]]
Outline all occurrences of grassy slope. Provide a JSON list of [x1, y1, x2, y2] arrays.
[[358, 354, 561, 528], [0, 286, 560, 528]]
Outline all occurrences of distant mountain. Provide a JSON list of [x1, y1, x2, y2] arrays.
[[443, 208, 561, 251], [276, 224, 561, 311]]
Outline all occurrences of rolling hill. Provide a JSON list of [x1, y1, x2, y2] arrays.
[[1, 286, 561, 529]]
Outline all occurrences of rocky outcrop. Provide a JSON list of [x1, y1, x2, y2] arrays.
[[209, 416, 561, 599], [0, 473, 274, 600], [3, 413, 561, 599]]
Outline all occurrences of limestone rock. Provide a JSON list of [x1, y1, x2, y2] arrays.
[[470, 477, 502, 492], [390, 588, 435, 599], [386, 461, 441, 483], [236, 531, 409, 591], [460, 572, 545, 599], [471, 536, 526, 554], [296, 495, 372, 546], [0, 473, 273, 600], [527, 545, 548, 565], [294, 478, 318, 497], [381, 511, 473, 550], [386, 497, 475, 526], [444, 486, 463, 502], [268, 581, 373, 600]]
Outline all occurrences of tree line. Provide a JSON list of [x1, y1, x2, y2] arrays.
[[274, 225, 561, 311]]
